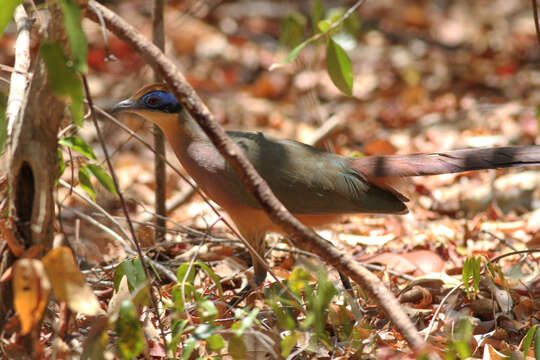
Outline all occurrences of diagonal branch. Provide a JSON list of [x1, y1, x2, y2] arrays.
[[84, 1, 426, 350]]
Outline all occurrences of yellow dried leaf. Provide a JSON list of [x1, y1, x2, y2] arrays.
[[42, 247, 101, 316], [13, 259, 51, 335]]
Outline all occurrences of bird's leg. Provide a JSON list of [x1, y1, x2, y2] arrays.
[[338, 271, 353, 291], [228, 233, 267, 308], [252, 257, 268, 286]]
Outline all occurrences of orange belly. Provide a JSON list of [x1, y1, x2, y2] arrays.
[[225, 205, 341, 239]]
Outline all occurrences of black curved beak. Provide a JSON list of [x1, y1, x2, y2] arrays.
[[110, 99, 138, 113]]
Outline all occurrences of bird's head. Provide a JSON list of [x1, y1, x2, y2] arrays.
[[111, 83, 182, 126]]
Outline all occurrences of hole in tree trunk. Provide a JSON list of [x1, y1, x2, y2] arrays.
[[15, 162, 34, 244]]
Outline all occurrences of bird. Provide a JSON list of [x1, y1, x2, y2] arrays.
[[112, 83, 540, 300]]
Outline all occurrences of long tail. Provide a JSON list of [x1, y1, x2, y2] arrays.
[[351, 146, 540, 178]]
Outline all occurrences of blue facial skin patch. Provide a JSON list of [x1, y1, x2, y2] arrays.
[[142, 91, 181, 113]]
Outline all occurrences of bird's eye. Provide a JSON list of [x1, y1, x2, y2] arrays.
[[146, 97, 160, 106]]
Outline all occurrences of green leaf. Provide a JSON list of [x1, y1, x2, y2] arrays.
[[325, 37, 353, 96], [59, 0, 87, 73], [112, 266, 127, 293], [269, 301, 296, 331], [40, 41, 85, 126], [40, 42, 76, 94], [454, 342, 470, 359], [232, 308, 259, 336], [453, 318, 473, 359], [472, 257, 480, 295], [537, 106, 540, 132], [288, 267, 311, 295], [181, 337, 196, 360], [81, 317, 109, 360], [318, 19, 332, 33], [228, 335, 246, 360], [281, 332, 299, 358], [171, 286, 185, 313], [495, 265, 507, 289], [0, 0, 22, 38], [325, 7, 361, 36], [315, 270, 337, 310], [113, 258, 150, 306], [522, 325, 536, 357], [172, 282, 200, 313], [193, 324, 213, 340], [168, 319, 192, 356], [207, 334, 225, 352], [198, 300, 218, 323], [301, 269, 336, 343], [78, 165, 95, 200], [117, 258, 147, 292], [301, 311, 315, 329], [86, 164, 117, 195], [124, 258, 147, 291], [195, 261, 223, 296], [462, 258, 471, 300], [59, 135, 97, 160], [270, 39, 310, 70], [486, 261, 496, 279], [534, 326, 540, 360], [115, 301, 144, 359], [176, 263, 197, 284], [57, 149, 66, 178], [171, 319, 189, 338], [68, 96, 84, 127], [462, 257, 481, 299]]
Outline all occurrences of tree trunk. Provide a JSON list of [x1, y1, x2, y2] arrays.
[[0, 4, 67, 332]]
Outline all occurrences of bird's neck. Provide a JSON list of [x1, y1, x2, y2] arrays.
[[157, 108, 212, 160], [157, 108, 207, 141]]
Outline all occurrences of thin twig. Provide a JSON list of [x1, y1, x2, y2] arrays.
[[152, 0, 167, 243], [139, 185, 197, 225], [532, 0, 540, 48], [423, 283, 462, 341], [270, 0, 367, 71], [307, 115, 346, 148], [150, 4, 170, 355], [481, 230, 536, 270], [488, 248, 540, 265], [0, 64, 31, 77], [81, 75, 169, 353], [58, 179, 178, 284], [88, 1, 117, 61], [81, 262, 120, 274], [58, 179, 132, 247], [58, 204, 127, 249]]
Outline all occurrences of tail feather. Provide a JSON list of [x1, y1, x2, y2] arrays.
[[351, 146, 540, 178]]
